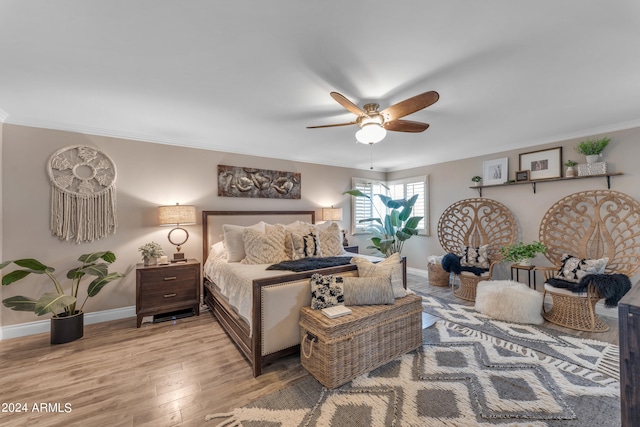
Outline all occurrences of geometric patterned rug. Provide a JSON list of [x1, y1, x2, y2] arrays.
[[205, 320, 620, 426], [419, 294, 620, 380]]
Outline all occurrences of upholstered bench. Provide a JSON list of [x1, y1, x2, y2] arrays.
[[475, 280, 543, 325]]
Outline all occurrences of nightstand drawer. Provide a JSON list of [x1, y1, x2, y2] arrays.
[[138, 265, 197, 284], [138, 279, 196, 309]]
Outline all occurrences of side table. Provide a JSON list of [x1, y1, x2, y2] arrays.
[[510, 264, 536, 289], [135, 259, 201, 327], [343, 245, 359, 254]]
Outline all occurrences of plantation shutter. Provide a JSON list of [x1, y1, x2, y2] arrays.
[[351, 178, 385, 234]]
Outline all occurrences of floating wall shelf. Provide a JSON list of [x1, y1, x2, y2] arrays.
[[470, 173, 624, 197]]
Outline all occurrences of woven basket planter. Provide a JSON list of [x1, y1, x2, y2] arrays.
[[428, 262, 449, 287]]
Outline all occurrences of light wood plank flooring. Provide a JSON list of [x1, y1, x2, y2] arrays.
[[0, 273, 619, 427]]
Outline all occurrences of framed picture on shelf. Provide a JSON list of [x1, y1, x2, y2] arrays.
[[483, 157, 508, 185], [519, 147, 562, 180], [515, 170, 530, 182]]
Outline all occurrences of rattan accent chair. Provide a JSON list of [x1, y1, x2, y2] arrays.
[[437, 198, 518, 301], [538, 189, 640, 332]]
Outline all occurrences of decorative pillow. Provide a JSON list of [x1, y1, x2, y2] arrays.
[[557, 254, 608, 283], [209, 241, 227, 260], [284, 221, 312, 259], [459, 245, 490, 269], [352, 252, 407, 298], [316, 222, 343, 256], [223, 222, 265, 262], [241, 224, 288, 265], [341, 276, 394, 305], [310, 273, 344, 310], [290, 231, 322, 260]]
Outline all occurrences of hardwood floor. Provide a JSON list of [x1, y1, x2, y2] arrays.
[[0, 273, 619, 427]]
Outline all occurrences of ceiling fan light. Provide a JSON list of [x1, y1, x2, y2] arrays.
[[355, 123, 386, 144]]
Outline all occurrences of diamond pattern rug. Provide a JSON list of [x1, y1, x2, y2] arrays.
[[205, 320, 620, 426]]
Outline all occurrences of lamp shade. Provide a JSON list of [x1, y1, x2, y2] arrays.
[[322, 207, 343, 221], [355, 123, 386, 144], [158, 204, 196, 226]]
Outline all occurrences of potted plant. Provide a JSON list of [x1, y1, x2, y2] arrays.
[[471, 176, 482, 186], [343, 189, 422, 257], [139, 242, 164, 266], [575, 137, 610, 164], [564, 160, 577, 178], [1, 251, 124, 344], [500, 241, 547, 266]]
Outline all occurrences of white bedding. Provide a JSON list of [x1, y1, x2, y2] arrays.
[[203, 251, 382, 334]]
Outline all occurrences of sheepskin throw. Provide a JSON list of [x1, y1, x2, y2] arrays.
[[441, 252, 488, 276], [48, 145, 118, 243], [547, 273, 632, 308]]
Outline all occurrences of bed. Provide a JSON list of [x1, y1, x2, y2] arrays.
[[201, 210, 407, 377]]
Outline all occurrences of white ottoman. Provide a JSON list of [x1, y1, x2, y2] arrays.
[[475, 280, 544, 325]]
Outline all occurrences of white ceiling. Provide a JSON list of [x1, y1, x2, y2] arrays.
[[1, 1, 639, 171]]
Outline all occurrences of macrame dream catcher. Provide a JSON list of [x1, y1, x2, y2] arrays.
[[48, 145, 118, 243]]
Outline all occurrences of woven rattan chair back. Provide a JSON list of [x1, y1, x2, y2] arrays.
[[538, 189, 640, 332], [539, 189, 640, 277], [438, 198, 518, 263], [437, 198, 518, 300]]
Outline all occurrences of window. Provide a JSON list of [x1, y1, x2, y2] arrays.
[[350, 175, 429, 236]]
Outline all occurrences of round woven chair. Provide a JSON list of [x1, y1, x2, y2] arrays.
[[538, 189, 640, 332], [437, 198, 518, 301]]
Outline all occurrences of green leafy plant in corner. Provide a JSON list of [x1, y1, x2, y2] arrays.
[[344, 189, 422, 257], [575, 137, 610, 156], [500, 241, 547, 263], [564, 160, 577, 167], [471, 176, 482, 183], [1, 251, 124, 317]]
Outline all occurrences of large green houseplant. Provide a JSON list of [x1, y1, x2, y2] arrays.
[[344, 189, 422, 256], [2, 251, 123, 316], [500, 241, 547, 265]]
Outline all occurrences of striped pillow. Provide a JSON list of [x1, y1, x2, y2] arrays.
[[342, 276, 394, 305]]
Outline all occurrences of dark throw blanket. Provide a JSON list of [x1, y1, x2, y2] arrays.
[[441, 252, 488, 277], [546, 273, 632, 308], [267, 256, 353, 272]]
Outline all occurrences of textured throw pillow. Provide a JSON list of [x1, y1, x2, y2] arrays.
[[459, 245, 490, 269], [223, 222, 265, 262], [316, 222, 343, 257], [310, 273, 345, 309], [352, 252, 407, 298], [557, 254, 608, 283], [341, 276, 394, 305], [284, 221, 312, 259], [241, 224, 288, 264], [290, 231, 322, 260]]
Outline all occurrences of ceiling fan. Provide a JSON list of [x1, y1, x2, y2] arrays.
[[307, 90, 439, 144]]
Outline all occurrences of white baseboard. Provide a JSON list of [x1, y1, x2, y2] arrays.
[[1, 306, 136, 340]]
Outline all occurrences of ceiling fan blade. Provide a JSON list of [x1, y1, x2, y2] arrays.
[[383, 119, 430, 133], [381, 91, 439, 121], [307, 121, 358, 129], [330, 92, 365, 116]]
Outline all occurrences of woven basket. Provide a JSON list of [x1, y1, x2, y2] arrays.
[[428, 262, 449, 287], [299, 294, 423, 389]]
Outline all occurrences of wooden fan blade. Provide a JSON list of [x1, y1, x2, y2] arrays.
[[307, 121, 358, 129], [330, 92, 365, 116], [381, 91, 439, 121], [383, 119, 430, 133]]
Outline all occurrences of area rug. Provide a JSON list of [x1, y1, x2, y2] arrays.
[[418, 294, 620, 380], [205, 321, 620, 426]]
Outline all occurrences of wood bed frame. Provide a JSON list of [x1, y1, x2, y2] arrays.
[[201, 210, 407, 377]]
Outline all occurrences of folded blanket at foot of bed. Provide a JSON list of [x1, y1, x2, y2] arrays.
[[267, 256, 353, 272]]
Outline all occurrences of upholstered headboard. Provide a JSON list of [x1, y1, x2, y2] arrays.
[[201, 210, 315, 263]]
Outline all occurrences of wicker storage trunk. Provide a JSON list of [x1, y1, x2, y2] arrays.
[[299, 294, 423, 388]]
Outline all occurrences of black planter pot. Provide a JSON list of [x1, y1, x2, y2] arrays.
[[50, 311, 84, 344]]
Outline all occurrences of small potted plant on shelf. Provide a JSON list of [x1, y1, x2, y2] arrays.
[[139, 242, 164, 266], [500, 241, 547, 266], [575, 137, 610, 164], [1, 251, 124, 344], [564, 160, 577, 178], [471, 176, 482, 186]]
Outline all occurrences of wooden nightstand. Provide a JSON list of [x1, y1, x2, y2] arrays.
[[135, 259, 200, 327], [344, 245, 359, 254]]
